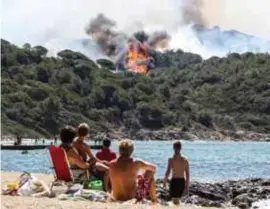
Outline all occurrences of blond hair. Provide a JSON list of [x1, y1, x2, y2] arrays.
[[77, 123, 89, 137], [118, 139, 134, 158]]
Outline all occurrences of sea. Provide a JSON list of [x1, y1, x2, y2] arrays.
[[1, 140, 270, 182]]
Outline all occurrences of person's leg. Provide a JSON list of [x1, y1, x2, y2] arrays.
[[170, 178, 184, 206], [95, 162, 109, 192], [143, 171, 157, 203]]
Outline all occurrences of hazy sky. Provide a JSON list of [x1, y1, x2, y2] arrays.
[[1, 0, 269, 56], [202, 0, 270, 39]]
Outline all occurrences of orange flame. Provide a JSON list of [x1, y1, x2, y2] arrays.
[[125, 41, 149, 74]]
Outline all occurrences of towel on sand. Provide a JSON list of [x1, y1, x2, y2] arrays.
[[58, 189, 109, 202]]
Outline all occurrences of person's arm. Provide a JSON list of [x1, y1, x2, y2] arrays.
[[81, 142, 106, 164], [31, 180, 54, 197], [69, 153, 89, 169], [163, 158, 172, 188], [95, 152, 109, 165], [112, 153, 117, 160], [136, 159, 156, 173], [183, 158, 190, 196]]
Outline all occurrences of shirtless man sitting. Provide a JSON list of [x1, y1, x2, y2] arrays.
[[163, 141, 190, 205], [72, 123, 109, 191], [109, 139, 157, 202]]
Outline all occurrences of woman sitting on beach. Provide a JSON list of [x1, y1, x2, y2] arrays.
[[59, 125, 109, 191], [60, 126, 89, 169]]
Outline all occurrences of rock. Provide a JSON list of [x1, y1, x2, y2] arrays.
[[194, 189, 227, 201], [261, 187, 270, 195], [155, 178, 270, 208], [232, 193, 255, 208], [232, 187, 250, 198], [189, 182, 229, 202], [182, 132, 199, 140], [238, 202, 250, 209], [261, 180, 270, 186], [184, 195, 223, 207]]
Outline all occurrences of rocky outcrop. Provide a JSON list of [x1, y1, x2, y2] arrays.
[[127, 129, 270, 141], [155, 178, 270, 208]]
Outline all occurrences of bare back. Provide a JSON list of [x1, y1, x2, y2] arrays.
[[109, 157, 155, 201], [109, 158, 139, 201], [170, 155, 187, 178]]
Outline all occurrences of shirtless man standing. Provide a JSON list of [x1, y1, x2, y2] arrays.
[[163, 141, 190, 205], [109, 139, 157, 202]]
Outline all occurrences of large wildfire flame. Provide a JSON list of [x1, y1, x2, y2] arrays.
[[86, 14, 169, 74], [125, 40, 149, 74]]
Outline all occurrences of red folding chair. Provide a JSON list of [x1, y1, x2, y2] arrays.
[[47, 145, 89, 192]]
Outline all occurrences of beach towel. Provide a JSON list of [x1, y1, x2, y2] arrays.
[[136, 175, 150, 200], [58, 189, 109, 202]]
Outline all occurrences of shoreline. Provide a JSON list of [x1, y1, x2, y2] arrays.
[[2, 128, 270, 142], [128, 129, 270, 142], [1, 171, 270, 209], [1, 139, 270, 143]]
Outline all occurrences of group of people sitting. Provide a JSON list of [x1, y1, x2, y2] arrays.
[[60, 123, 190, 205]]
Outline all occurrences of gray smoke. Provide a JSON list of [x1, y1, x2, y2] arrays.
[[180, 0, 206, 26], [147, 31, 170, 49], [85, 14, 127, 57], [3, 0, 269, 59], [86, 14, 172, 57]]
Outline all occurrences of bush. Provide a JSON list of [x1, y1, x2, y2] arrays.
[[37, 67, 49, 83], [2, 39, 270, 137], [197, 112, 213, 128], [27, 88, 49, 101]]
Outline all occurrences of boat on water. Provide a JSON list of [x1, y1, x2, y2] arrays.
[[1, 134, 107, 150], [1, 144, 102, 150]]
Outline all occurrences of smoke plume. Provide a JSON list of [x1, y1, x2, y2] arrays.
[[180, 0, 206, 26], [85, 14, 126, 57], [147, 31, 170, 49], [85, 14, 171, 57], [2, 0, 270, 59]]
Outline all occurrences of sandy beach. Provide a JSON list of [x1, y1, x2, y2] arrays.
[[1, 171, 225, 209]]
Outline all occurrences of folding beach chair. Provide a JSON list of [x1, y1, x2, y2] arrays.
[[47, 145, 89, 192]]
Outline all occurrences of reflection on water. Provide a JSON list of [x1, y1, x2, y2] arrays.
[[1, 141, 270, 182]]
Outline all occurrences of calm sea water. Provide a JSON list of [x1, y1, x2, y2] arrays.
[[1, 141, 270, 182]]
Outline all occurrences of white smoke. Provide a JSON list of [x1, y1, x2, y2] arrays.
[[1, 0, 270, 59], [201, 0, 270, 40]]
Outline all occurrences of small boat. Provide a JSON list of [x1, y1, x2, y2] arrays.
[[1, 144, 102, 150]]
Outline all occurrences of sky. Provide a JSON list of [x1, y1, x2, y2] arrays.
[[202, 0, 270, 39], [1, 0, 270, 58]]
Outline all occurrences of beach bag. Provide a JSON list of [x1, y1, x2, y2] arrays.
[[17, 172, 47, 196], [1, 181, 19, 195], [1, 172, 31, 195], [18, 177, 44, 196]]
